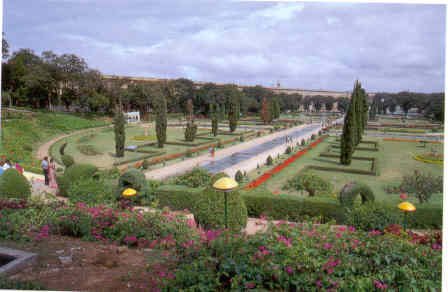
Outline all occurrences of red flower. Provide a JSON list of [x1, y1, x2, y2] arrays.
[[400, 193, 408, 200]]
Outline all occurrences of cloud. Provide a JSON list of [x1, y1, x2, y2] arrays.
[[4, 1, 445, 92]]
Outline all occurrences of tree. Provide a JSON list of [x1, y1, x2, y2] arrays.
[[260, 97, 272, 124], [154, 86, 167, 148], [210, 103, 219, 136], [184, 99, 197, 141], [114, 110, 126, 157], [271, 97, 280, 119], [340, 81, 359, 165], [225, 85, 240, 132], [400, 170, 443, 203], [2, 33, 9, 59]]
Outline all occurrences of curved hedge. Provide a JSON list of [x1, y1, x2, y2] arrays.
[[118, 168, 146, 191], [61, 154, 75, 168], [338, 182, 375, 208], [0, 169, 31, 199]]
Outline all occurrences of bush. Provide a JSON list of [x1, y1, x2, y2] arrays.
[[345, 203, 400, 231], [0, 169, 31, 199], [210, 172, 229, 186], [184, 122, 198, 142], [234, 170, 243, 183], [217, 139, 223, 148], [67, 178, 114, 205], [239, 135, 245, 142], [61, 154, 75, 167], [266, 155, 273, 166], [399, 170, 443, 203], [311, 134, 316, 140], [301, 139, 306, 146], [194, 187, 247, 231], [142, 159, 149, 170], [154, 184, 202, 211], [58, 164, 98, 196], [174, 167, 211, 188], [76, 144, 102, 156], [59, 142, 67, 155], [338, 182, 375, 208], [118, 168, 146, 191], [283, 171, 332, 197], [285, 146, 292, 154]]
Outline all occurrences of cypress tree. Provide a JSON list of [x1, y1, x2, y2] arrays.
[[340, 82, 358, 165], [260, 97, 271, 124], [210, 103, 219, 136], [228, 93, 239, 132], [154, 93, 167, 148], [114, 110, 126, 157]]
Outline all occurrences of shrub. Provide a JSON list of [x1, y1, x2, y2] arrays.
[[61, 154, 75, 167], [283, 171, 332, 197], [58, 164, 98, 196], [345, 203, 400, 231], [184, 122, 198, 142], [217, 139, 223, 148], [311, 134, 316, 140], [285, 146, 292, 154], [194, 187, 247, 231], [67, 178, 114, 205], [118, 168, 146, 191], [154, 184, 202, 211], [185, 149, 193, 157], [301, 139, 306, 146], [239, 135, 245, 142], [174, 167, 211, 188], [234, 170, 243, 183], [76, 144, 101, 156], [142, 159, 150, 170], [399, 170, 443, 203], [266, 155, 273, 166], [0, 169, 31, 199], [210, 172, 229, 186], [59, 142, 67, 155], [338, 182, 375, 208]]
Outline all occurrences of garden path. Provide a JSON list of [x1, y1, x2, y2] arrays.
[[144, 123, 322, 180]]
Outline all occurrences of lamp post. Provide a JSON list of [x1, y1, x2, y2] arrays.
[[397, 201, 416, 231], [212, 177, 239, 229], [122, 188, 137, 197]]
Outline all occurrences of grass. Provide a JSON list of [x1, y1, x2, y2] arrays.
[[50, 124, 251, 169], [0, 110, 108, 173], [246, 135, 443, 207]]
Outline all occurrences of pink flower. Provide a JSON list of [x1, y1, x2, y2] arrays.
[[338, 226, 346, 232], [181, 240, 195, 249], [323, 242, 333, 250], [285, 266, 294, 275], [245, 282, 256, 289], [124, 235, 138, 245], [315, 280, 323, 288], [374, 280, 388, 290], [369, 230, 382, 236], [348, 226, 356, 232], [400, 193, 408, 200], [277, 235, 292, 247], [431, 243, 442, 250]]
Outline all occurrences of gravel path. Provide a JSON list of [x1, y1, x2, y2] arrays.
[[144, 123, 322, 180]]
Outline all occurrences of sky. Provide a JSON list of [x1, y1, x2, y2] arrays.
[[3, 0, 446, 93]]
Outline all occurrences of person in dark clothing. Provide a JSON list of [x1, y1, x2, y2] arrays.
[[41, 156, 49, 186]]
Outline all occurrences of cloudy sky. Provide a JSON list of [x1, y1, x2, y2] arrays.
[[3, 0, 446, 93]]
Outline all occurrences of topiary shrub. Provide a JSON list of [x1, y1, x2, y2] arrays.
[[338, 182, 375, 208], [61, 154, 75, 168], [57, 164, 98, 196], [184, 122, 198, 142], [59, 142, 67, 156], [142, 159, 150, 170], [118, 168, 146, 191], [345, 203, 399, 231], [285, 146, 292, 154], [311, 134, 316, 140], [283, 171, 332, 197], [194, 187, 247, 231], [234, 170, 243, 183], [174, 167, 211, 188], [266, 155, 273, 166], [301, 139, 306, 146], [0, 169, 31, 199], [239, 135, 245, 142], [67, 178, 113, 205]]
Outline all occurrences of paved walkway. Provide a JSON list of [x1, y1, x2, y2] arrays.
[[144, 123, 322, 180]]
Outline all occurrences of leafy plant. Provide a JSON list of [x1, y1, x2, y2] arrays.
[[399, 170, 443, 203], [61, 154, 75, 167], [0, 169, 31, 199], [174, 168, 211, 188], [234, 170, 243, 183], [283, 171, 332, 197], [266, 155, 273, 166]]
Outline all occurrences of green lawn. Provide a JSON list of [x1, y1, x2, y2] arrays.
[[0, 110, 108, 173], [50, 124, 250, 169], [246, 135, 443, 207]]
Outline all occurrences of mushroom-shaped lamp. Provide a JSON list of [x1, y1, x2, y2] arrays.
[[397, 201, 416, 231], [212, 177, 239, 229], [122, 188, 137, 197]]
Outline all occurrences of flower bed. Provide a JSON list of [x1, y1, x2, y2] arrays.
[[245, 135, 328, 190], [413, 153, 443, 165]]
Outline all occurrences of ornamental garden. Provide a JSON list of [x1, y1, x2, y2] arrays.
[[0, 76, 443, 290]]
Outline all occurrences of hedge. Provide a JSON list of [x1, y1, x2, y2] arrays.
[[154, 184, 202, 211], [112, 151, 165, 166], [152, 185, 442, 229]]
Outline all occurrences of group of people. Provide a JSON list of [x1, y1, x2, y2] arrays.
[[0, 159, 24, 175], [41, 156, 58, 189]]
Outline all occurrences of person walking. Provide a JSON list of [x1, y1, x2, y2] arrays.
[[41, 156, 49, 186], [48, 158, 58, 189]]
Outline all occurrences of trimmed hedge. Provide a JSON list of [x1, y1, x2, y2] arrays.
[[61, 154, 75, 168], [118, 168, 146, 191], [57, 164, 98, 196], [112, 151, 165, 166], [0, 169, 31, 199], [154, 184, 202, 211], [338, 182, 375, 208]]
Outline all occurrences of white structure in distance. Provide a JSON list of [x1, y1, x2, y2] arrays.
[[125, 111, 140, 123]]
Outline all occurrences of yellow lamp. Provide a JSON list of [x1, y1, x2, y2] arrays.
[[398, 202, 416, 212], [213, 177, 239, 192], [212, 177, 239, 229], [398, 201, 416, 231], [122, 188, 137, 197]]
